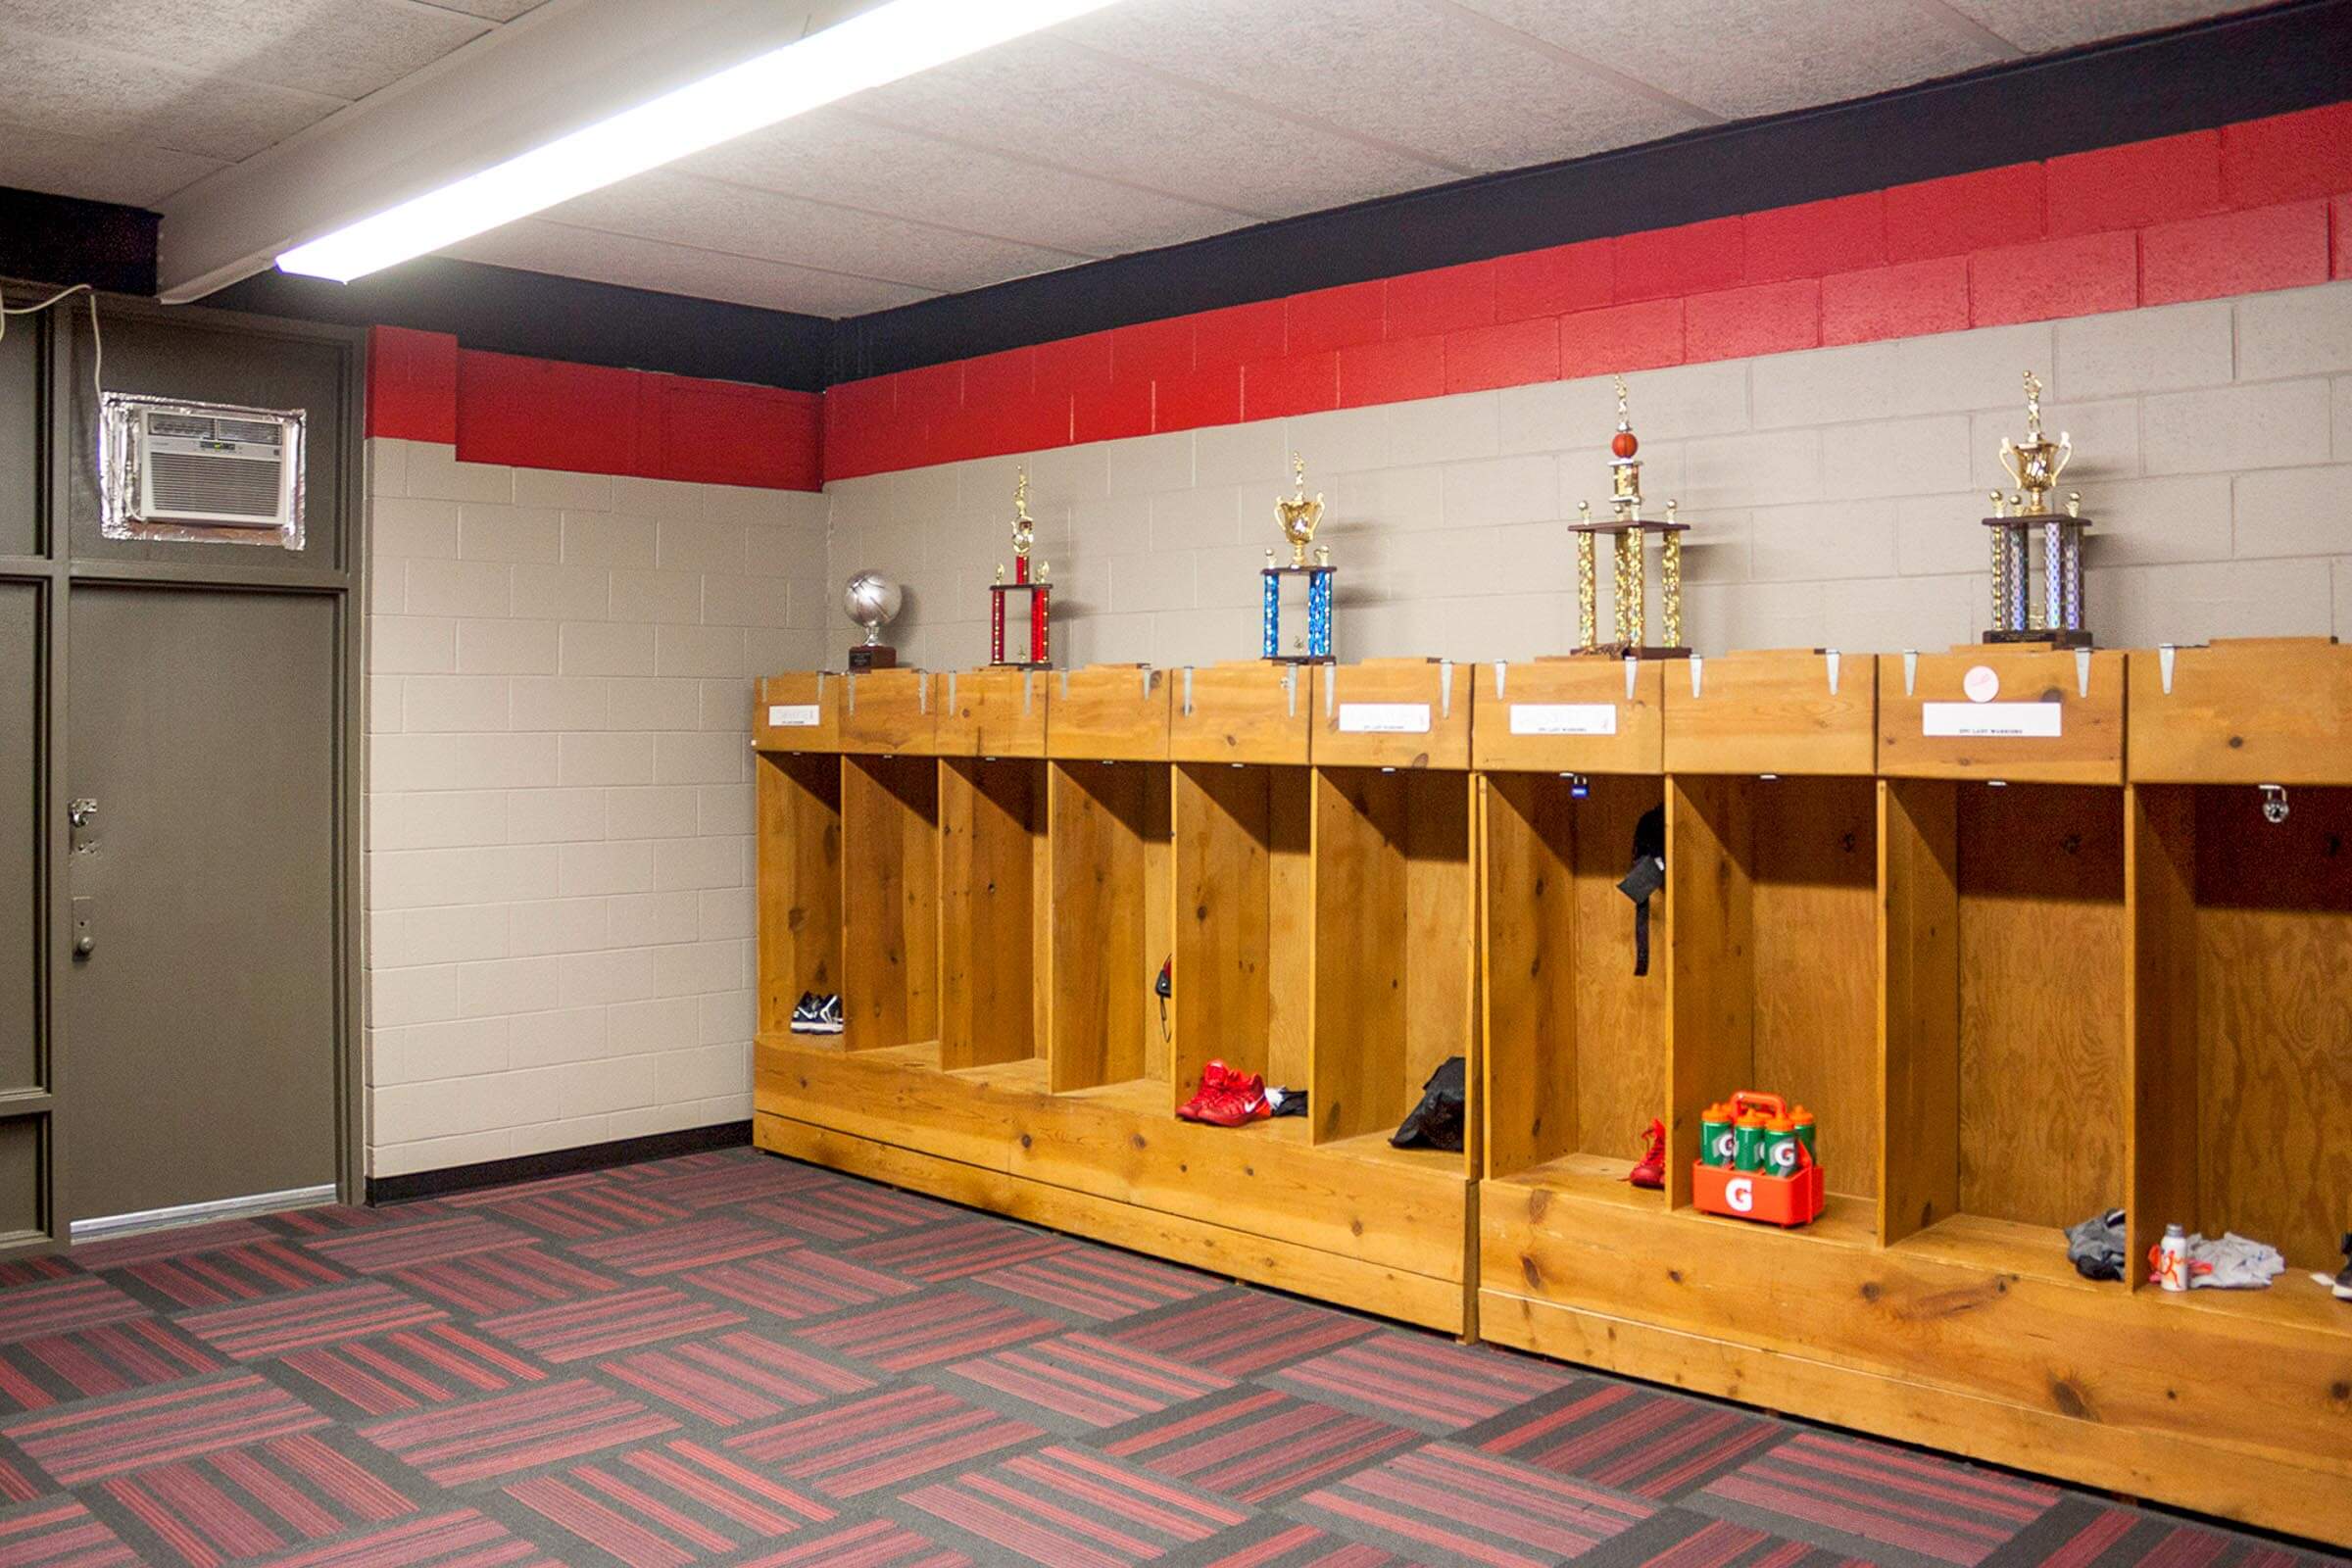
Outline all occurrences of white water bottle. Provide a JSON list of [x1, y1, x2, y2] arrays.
[[2156, 1223, 2189, 1292]]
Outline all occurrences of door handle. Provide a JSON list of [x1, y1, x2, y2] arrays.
[[72, 896, 94, 958]]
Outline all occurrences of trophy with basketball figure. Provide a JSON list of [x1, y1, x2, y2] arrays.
[[1261, 454, 1334, 663], [990, 467, 1053, 668], [1567, 376, 1689, 658]]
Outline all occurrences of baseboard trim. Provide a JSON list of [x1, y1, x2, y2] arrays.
[[70, 1183, 339, 1245], [366, 1121, 753, 1205]]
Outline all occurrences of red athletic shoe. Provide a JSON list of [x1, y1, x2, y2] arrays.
[[1179, 1059, 1269, 1126], [1627, 1117, 1666, 1189]]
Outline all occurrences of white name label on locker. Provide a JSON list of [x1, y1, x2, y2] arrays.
[[1921, 701, 2062, 738], [766, 704, 821, 728], [1337, 703, 1432, 734], [1509, 704, 1618, 737]]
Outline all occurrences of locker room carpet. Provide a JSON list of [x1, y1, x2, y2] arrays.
[[0, 1148, 2333, 1568]]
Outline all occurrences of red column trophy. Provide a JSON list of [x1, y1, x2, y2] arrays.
[[1568, 375, 1689, 658], [1983, 370, 2093, 647], [990, 467, 1052, 668]]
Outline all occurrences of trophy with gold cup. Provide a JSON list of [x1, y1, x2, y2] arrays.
[[990, 467, 1053, 667], [1982, 370, 2093, 647], [1567, 376, 1689, 658], [1261, 454, 1334, 662]]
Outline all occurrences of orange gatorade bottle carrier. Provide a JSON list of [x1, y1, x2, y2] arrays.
[[1692, 1090, 1826, 1227]]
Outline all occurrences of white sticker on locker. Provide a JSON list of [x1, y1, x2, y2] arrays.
[[1508, 703, 1617, 736], [1337, 703, 1431, 734], [1921, 701, 2062, 738], [766, 704, 821, 728]]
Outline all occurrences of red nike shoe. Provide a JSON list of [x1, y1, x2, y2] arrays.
[[1178, 1059, 1269, 1126], [1627, 1117, 1666, 1189]]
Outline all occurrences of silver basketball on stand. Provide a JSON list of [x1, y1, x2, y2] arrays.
[[844, 569, 903, 670]]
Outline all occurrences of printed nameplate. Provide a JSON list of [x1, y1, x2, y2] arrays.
[[1509, 703, 1617, 737], [1338, 703, 1432, 734], [766, 704, 821, 728], [1922, 701, 2062, 738]]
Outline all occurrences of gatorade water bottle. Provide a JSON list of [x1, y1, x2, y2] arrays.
[[1763, 1117, 1799, 1177], [1733, 1112, 1769, 1172], [1700, 1103, 1733, 1167], [1789, 1104, 1817, 1163]]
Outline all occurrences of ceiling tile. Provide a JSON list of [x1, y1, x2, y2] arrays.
[[443, 220, 937, 317], [678, 108, 1249, 257], [1449, 0, 2006, 121], [539, 170, 1088, 295], [1935, 0, 2244, 52], [843, 31, 1455, 218], [1054, 0, 1706, 172], [0, 124, 225, 208], [410, 0, 551, 19], [0, 24, 342, 162], [3, 0, 491, 104]]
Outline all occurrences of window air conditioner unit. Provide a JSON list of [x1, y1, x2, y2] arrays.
[[100, 393, 307, 550]]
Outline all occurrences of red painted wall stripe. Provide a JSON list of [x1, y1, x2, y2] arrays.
[[825, 99, 2352, 483], [365, 326, 824, 492]]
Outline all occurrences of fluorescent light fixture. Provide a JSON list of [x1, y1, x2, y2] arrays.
[[277, 0, 1122, 283]]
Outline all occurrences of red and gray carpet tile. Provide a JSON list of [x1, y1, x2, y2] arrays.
[[0, 1148, 2333, 1568]]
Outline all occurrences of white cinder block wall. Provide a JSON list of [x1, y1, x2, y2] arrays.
[[828, 283, 2352, 668], [363, 436, 828, 1178]]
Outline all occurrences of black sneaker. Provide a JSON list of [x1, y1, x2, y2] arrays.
[[2335, 1233, 2352, 1301], [808, 995, 845, 1036], [788, 992, 820, 1033]]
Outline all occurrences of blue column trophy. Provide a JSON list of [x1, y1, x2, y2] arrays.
[[1260, 454, 1333, 663]]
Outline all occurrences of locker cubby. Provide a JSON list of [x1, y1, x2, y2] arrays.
[[1309, 765, 1475, 1165], [1047, 760, 1171, 1095], [1883, 777, 2130, 1262], [1666, 772, 1880, 1242], [939, 758, 1046, 1077], [2132, 782, 2352, 1284], [1481, 769, 1667, 1197], [839, 753, 939, 1052], [754, 750, 841, 1041], [1170, 761, 1312, 1107]]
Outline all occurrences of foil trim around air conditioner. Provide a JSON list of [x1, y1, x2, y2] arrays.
[[100, 392, 308, 551]]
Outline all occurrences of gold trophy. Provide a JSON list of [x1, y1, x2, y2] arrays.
[[1261, 454, 1334, 662], [1567, 376, 1688, 658], [1983, 371, 2092, 647], [990, 467, 1053, 666]]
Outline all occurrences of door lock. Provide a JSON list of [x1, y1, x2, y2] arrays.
[[72, 896, 95, 958], [69, 798, 98, 856]]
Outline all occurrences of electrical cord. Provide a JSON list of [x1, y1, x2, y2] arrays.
[[0, 282, 104, 412]]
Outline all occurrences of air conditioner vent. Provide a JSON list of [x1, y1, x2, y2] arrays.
[[100, 392, 307, 550]]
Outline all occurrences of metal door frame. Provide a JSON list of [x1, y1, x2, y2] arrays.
[[4, 284, 365, 1251]]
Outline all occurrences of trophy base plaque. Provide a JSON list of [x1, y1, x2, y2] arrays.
[[1982, 628, 2094, 649], [1565, 644, 1692, 661], [848, 645, 899, 671]]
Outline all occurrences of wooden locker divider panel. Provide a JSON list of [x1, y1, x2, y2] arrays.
[[937, 666, 1048, 759], [1312, 660, 1471, 769], [1310, 768, 1405, 1143], [1953, 782, 2127, 1234], [1173, 763, 1268, 1100], [1471, 659, 1662, 774], [1664, 775, 1753, 1208], [2127, 784, 2199, 1277], [1481, 773, 1578, 1181], [1878, 649, 2125, 785], [755, 753, 842, 1041], [1666, 649, 1876, 776], [754, 671, 841, 753], [1170, 661, 1311, 764], [1880, 779, 1959, 1244], [1749, 776, 1880, 1201], [1051, 664, 1170, 761], [1048, 761, 1170, 1092], [2129, 637, 2352, 785], [840, 756, 939, 1050], [1402, 772, 1474, 1165], [838, 669, 936, 756], [2185, 782, 2352, 1269], [1264, 768, 1313, 1095], [939, 759, 1043, 1072]]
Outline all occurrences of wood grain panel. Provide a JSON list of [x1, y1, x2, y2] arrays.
[[1050, 664, 1170, 761], [939, 759, 1042, 1071], [1955, 782, 2126, 1228], [1878, 649, 2125, 785], [2129, 637, 2352, 785], [936, 666, 1048, 759], [1048, 761, 1169, 1091], [840, 756, 939, 1050], [1481, 774, 1579, 1179], [1471, 658, 1663, 774], [1169, 662, 1311, 764], [753, 670, 841, 753], [755, 753, 841, 1038], [1665, 775, 1752, 1206], [1881, 779, 1959, 1244], [2127, 783, 2199, 1276], [1312, 660, 1471, 769], [1310, 767, 1404, 1142], [839, 669, 936, 756], [1665, 649, 1876, 775], [1265, 768, 1313, 1093]]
